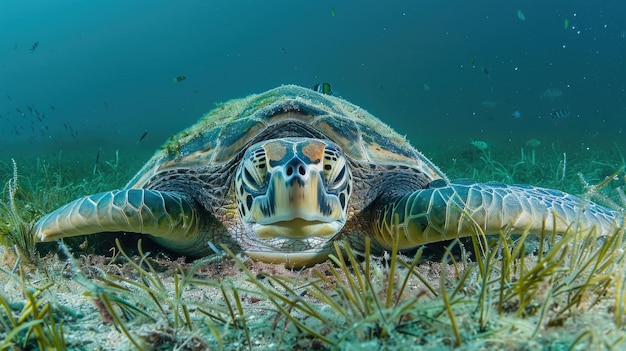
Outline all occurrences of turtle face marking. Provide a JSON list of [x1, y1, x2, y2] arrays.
[[235, 138, 352, 254]]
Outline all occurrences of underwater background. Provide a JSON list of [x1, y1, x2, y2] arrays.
[[2, 2, 626, 350], [1, 0, 625, 165]]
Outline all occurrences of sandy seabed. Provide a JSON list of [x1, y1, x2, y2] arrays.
[[2, 233, 625, 351]]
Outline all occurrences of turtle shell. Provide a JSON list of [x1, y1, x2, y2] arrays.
[[126, 85, 445, 189]]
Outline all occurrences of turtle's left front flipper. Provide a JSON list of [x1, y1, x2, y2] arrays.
[[373, 179, 624, 250]]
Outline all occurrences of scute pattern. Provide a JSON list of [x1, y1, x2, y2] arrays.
[[126, 85, 446, 190]]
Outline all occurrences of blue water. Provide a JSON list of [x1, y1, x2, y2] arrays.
[[1, 0, 625, 157]]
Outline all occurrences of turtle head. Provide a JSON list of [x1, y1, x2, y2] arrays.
[[234, 137, 352, 266]]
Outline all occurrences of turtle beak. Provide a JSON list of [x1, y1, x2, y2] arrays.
[[250, 160, 345, 239]]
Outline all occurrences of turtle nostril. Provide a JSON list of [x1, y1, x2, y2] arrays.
[[284, 158, 308, 179]]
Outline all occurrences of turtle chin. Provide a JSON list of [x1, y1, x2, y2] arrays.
[[239, 220, 341, 267], [245, 249, 332, 268]]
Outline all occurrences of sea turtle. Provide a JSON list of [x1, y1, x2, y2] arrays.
[[34, 85, 623, 266]]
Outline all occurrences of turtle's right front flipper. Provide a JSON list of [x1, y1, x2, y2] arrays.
[[35, 189, 204, 253], [374, 180, 624, 250]]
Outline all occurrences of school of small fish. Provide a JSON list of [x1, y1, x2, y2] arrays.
[[0, 98, 56, 144], [481, 85, 571, 122], [470, 17, 575, 124], [2, 31, 580, 153], [1, 40, 192, 148]]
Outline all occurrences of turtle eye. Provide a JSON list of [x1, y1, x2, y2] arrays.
[[241, 147, 267, 191], [322, 146, 349, 191]]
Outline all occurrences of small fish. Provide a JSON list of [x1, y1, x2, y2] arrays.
[[550, 109, 571, 119], [173, 76, 187, 83], [471, 56, 476, 68], [30, 41, 39, 53], [15, 108, 25, 117], [517, 9, 526, 21], [540, 88, 563, 99], [137, 130, 148, 144], [564, 18, 569, 29], [481, 67, 490, 78], [49, 104, 55, 110], [6, 95, 12, 101], [103, 100, 109, 109], [511, 110, 521, 119], [470, 140, 489, 150], [63, 122, 79, 138], [313, 82, 333, 95], [331, 8, 335, 17]]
